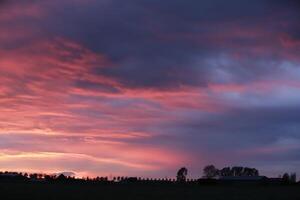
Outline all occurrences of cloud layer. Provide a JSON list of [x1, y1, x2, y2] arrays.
[[0, 0, 300, 178]]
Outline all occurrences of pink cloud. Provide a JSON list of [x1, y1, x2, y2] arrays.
[[0, 36, 194, 177]]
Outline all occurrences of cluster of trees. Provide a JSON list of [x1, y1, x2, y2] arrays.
[[203, 165, 259, 179], [176, 165, 260, 182], [282, 173, 297, 183], [177, 165, 297, 183], [0, 171, 74, 182]]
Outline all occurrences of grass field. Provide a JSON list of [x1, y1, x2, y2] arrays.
[[1, 182, 300, 200]]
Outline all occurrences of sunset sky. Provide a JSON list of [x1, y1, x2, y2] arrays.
[[0, 0, 300, 178]]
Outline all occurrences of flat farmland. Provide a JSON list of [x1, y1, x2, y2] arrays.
[[1, 182, 300, 200]]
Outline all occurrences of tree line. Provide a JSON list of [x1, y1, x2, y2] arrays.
[[177, 165, 297, 183], [0, 165, 297, 184]]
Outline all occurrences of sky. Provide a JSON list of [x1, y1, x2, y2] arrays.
[[0, 0, 300, 178]]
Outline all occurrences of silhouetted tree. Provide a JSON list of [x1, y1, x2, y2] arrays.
[[243, 167, 259, 176], [56, 174, 69, 183], [220, 167, 232, 177], [282, 173, 290, 183], [231, 166, 244, 176], [177, 167, 188, 183], [44, 175, 54, 182], [243, 167, 252, 176], [252, 168, 259, 176], [219, 166, 259, 177], [203, 165, 219, 179], [29, 173, 38, 180], [290, 173, 297, 183], [282, 173, 297, 184], [37, 173, 43, 179]]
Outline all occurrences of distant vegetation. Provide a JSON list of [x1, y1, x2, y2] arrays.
[[0, 166, 299, 200], [202, 165, 259, 178], [0, 165, 297, 185]]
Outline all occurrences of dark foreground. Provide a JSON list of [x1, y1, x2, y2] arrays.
[[1, 182, 300, 200]]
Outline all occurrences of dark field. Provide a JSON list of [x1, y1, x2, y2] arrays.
[[1, 182, 300, 200]]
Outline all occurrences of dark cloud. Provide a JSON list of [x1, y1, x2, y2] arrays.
[[0, 0, 9, 9], [0, 0, 7, 5], [148, 103, 300, 161], [271, 0, 300, 9], [4, 0, 298, 89], [0, 0, 36, 8]]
